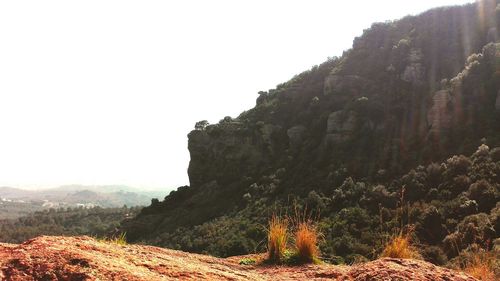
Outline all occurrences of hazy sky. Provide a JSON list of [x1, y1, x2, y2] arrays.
[[0, 0, 475, 190]]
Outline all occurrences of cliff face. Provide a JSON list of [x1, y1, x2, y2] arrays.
[[0, 236, 480, 281], [185, 1, 500, 193], [123, 0, 500, 262]]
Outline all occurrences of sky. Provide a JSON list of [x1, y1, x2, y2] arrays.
[[0, 0, 475, 191]]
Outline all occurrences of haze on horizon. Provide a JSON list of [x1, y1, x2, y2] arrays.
[[0, 0, 475, 191]]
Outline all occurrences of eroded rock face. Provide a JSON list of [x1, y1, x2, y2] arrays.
[[496, 90, 500, 111], [287, 125, 306, 148], [327, 111, 357, 134], [187, 127, 266, 187], [326, 111, 358, 143], [324, 75, 372, 96], [401, 48, 425, 85], [427, 90, 453, 135], [260, 123, 280, 147]]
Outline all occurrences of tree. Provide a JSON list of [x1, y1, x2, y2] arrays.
[[194, 120, 209, 131]]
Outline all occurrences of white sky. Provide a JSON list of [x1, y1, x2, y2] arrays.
[[0, 0, 475, 191]]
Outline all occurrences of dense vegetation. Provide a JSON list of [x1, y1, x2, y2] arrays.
[[0, 200, 47, 220], [0, 206, 141, 243], [128, 145, 499, 266], [123, 0, 500, 268]]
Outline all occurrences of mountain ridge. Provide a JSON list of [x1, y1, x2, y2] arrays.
[[123, 0, 500, 269]]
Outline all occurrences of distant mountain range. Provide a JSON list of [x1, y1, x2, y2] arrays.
[[0, 185, 166, 217]]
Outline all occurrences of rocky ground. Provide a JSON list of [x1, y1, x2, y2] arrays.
[[0, 236, 478, 280]]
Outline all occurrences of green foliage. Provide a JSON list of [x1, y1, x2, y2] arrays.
[[0, 206, 141, 243], [124, 145, 499, 267], [238, 258, 256, 265], [194, 120, 209, 131]]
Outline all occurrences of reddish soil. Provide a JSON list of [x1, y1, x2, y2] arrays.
[[0, 236, 478, 280]]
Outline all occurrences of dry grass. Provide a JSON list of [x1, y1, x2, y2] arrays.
[[267, 214, 288, 263], [294, 221, 320, 263], [97, 232, 127, 246], [463, 250, 497, 281], [380, 233, 420, 259]]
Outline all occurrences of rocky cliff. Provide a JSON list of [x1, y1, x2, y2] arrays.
[[181, 1, 500, 196], [123, 0, 500, 266]]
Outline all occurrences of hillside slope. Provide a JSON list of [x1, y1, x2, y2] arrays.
[[124, 0, 500, 265], [0, 236, 479, 281]]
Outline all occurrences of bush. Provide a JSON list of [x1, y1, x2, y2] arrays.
[[467, 180, 498, 212], [421, 246, 448, 265]]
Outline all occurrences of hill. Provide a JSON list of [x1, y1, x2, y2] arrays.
[[0, 236, 479, 280], [123, 0, 500, 267], [0, 185, 165, 219]]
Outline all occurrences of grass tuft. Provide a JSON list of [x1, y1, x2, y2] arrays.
[[96, 232, 127, 246], [380, 233, 420, 259], [463, 250, 497, 281], [294, 220, 320, 263], [267, 214, 288, 263], [238, 258, 257, 265]]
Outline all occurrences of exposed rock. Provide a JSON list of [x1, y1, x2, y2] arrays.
[[324, 74, 372, 96], [427, 90, 453, 135], [260, 123, 278, 146], [326, 111, 358, 144], [187, 126, 266, 187], [0, 236, 479, 281], [496, 90, 500, 111], [401, 48, 425, 84], [286, 125, 307, 148], [349, 258, 477, 281], [487, 27, 498, 43], [327, 111, 357, 134]]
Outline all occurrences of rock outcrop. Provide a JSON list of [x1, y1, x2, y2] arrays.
[[287, 125, 307, 148], [326, 110, 357, 143], [401, 48, 425, 85], [0, 236, 480, 281], [427, 90, 453, 135]]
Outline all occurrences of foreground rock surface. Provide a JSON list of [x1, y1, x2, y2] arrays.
[[0, 236, 477, 281]]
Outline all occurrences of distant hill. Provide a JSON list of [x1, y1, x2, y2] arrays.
[[0, 185, 166, 219]]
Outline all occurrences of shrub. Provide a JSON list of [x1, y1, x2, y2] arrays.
[[380, 233, 421, 259], [445, 155, 471, 177], [461, 248, 498, 281], [267, 214, 288, 263], [294, 221, 320, 263], [421, 246, 448, 265], [467, 180, 498, 212]]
